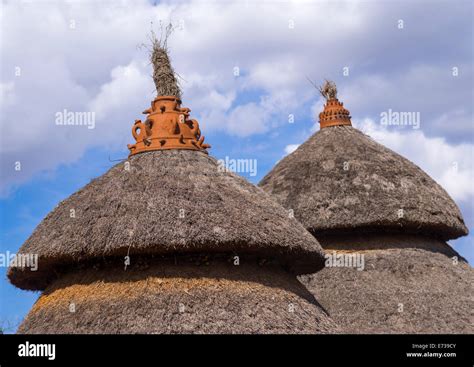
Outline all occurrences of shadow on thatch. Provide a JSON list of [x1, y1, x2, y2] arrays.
[[41, 255, 321, 306], [315, 233, 467, 260]]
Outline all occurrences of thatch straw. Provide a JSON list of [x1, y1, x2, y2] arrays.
[[18, 262, 339, 334], [9, 150, 325, 291], [318, 79, 338, 100], [300, 233, 474, 333], [149, 24, 181, 99], [259, 125, 468, 240]]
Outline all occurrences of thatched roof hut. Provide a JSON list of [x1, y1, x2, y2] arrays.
[[9, 44, 338, 334], [259, 81, 473, 333]]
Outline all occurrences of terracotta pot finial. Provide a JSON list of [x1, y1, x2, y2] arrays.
[[127, 96, 210, 156], [318, 80, 352, 128]]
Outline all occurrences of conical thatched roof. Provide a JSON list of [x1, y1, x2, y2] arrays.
[[301, 234, 474, 333], [9, 149, 324, 291], [259, 125, 468, 240]]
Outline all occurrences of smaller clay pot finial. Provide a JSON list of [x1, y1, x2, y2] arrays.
[[318, 80, 352, 129]]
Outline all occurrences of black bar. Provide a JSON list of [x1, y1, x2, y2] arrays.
[[0, 334, 472, 366]]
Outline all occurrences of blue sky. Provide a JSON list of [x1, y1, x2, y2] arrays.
[[0, 0, 473, 331]]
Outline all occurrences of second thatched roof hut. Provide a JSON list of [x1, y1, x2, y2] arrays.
[[259, 81, 473, 333]]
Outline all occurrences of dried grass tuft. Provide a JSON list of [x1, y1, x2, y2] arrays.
[[146, 23, 181, 98]]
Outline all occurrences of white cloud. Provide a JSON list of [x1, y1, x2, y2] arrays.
[[339, 64, 473, 141], [0, 82, 15, 108], [284, 144, 300, 155], [310, 97, 326, 132], [89, 62, 151, 119], [355, 118, 474, 203], [245, 59, 303, 91], [227, 102, 268, 137]]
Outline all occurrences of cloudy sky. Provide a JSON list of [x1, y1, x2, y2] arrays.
[[0, 0, 473, 330]]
